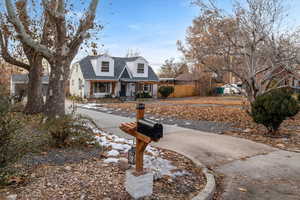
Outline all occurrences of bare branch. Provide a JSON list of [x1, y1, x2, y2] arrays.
[[68, 0, 99, 57], [0, 29, 30, 70], [4, 0, 53, 59]]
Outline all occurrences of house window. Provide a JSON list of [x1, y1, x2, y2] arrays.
[[143, 84, 150, 92], [137, 63, 144, 73], [101, 61, 110, 72], [94, 82, 110, 93]]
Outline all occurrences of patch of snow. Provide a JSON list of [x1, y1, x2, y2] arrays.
[[146, 146, 159, 156], [107, 150, 120, 157], [92, 124, 189, 178], [104, 158, 119, 163], [144, 155, 176, 176], [111, 143, 131, 152], [114, 137, 129, 144], [185, 122, 191, 125], [144, 155, 190, 178], [95, 136, 111, 147]]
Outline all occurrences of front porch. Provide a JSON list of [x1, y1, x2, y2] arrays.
[[88, 80, 158, 99], [119, 81, 157, 99]]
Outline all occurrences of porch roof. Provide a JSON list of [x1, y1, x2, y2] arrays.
[[119, 78, 159, 83]]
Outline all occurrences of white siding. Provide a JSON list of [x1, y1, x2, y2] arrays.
[[84, 81, 90, 98], [70, 63, 85, 98], [91, 55, 114, 77], [126, 57, 149, 78], [152, 84, 158, 98]]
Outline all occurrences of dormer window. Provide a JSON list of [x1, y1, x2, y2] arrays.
[[101, 61, 110, 72], [137, 63, 144, 73]]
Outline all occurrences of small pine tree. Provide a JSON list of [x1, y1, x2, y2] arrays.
[[251, 89, 299, 134]]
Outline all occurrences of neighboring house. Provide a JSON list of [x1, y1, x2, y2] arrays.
[[69, 55, 159, 99], [10, 74, 49, 97], [0, 62, 26, 91]]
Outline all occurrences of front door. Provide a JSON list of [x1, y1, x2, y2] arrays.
[[120, 83, 126, 97]]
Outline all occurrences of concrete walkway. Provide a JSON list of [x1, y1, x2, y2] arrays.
[[75, 106, 300, 200]]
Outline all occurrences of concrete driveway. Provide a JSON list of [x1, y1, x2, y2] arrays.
[[75, 106, 300, 200]]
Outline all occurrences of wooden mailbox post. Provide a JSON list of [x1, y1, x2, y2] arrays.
[[120, 103, 162, 173]]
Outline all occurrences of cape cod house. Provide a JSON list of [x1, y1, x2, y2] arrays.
[[69, 55, 159, 99]]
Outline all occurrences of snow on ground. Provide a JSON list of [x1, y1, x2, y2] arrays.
[[104, 158, 119, 163], [92, 125, 189, 178], [77, 103, 113, 112], [107, 150, 120, 157]]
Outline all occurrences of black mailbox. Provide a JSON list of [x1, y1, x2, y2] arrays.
[[137, 119, 163, 141]]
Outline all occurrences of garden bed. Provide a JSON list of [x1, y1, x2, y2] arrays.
[[1, 124, 206, 200]]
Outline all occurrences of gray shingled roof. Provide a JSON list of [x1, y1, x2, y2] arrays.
[[11, 74, 49, 83], [78, 56, 159, 82]]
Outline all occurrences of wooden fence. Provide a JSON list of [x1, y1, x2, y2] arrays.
[[158, 84, 198, 98]]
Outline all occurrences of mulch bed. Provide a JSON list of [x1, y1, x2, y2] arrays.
[[1, 147, 206, 200]]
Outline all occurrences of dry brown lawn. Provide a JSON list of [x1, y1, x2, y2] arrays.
[[162, 96, 248, 106]]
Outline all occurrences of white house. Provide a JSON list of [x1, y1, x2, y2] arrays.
[[69, 55, 159, 99]]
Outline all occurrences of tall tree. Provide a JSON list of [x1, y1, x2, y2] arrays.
[[4, 0, 100, 117], [179, 0, 300, 102], [0, 1, 46, 114], [159, 58, 189, 78]]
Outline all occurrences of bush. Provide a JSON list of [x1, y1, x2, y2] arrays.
[[42, 114, 98, 147], [136, 91, 152, 98], [158, 86, 174, 98], [0, 87, 22, 169], [297, 93, 300, 102], [251, 89, 299, 134]]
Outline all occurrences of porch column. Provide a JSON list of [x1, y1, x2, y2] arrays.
[[90, 81, 94, 98], [112, 82, 116, 95]]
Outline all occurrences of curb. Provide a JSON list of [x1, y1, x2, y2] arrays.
[[188, 157, 216, 200]]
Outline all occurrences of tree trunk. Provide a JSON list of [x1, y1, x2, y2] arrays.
[[44, 63, 66, 117], [24, 58, 44, 114]]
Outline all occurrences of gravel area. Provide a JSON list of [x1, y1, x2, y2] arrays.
[[19, 147, 102, 167], [2, 148, 206, 200]]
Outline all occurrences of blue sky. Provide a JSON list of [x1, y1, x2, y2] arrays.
[[75, 0, 201, 71], [75, 0, 300, 72]]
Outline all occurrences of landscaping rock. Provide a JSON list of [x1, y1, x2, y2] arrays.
[[6, 194, 17, 200]]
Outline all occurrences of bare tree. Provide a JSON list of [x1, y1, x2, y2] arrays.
[[0, 1, 46, 114], [179, 0, 300, 102], [125, 49, 141, 57], [4, 0, 100, 117]]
